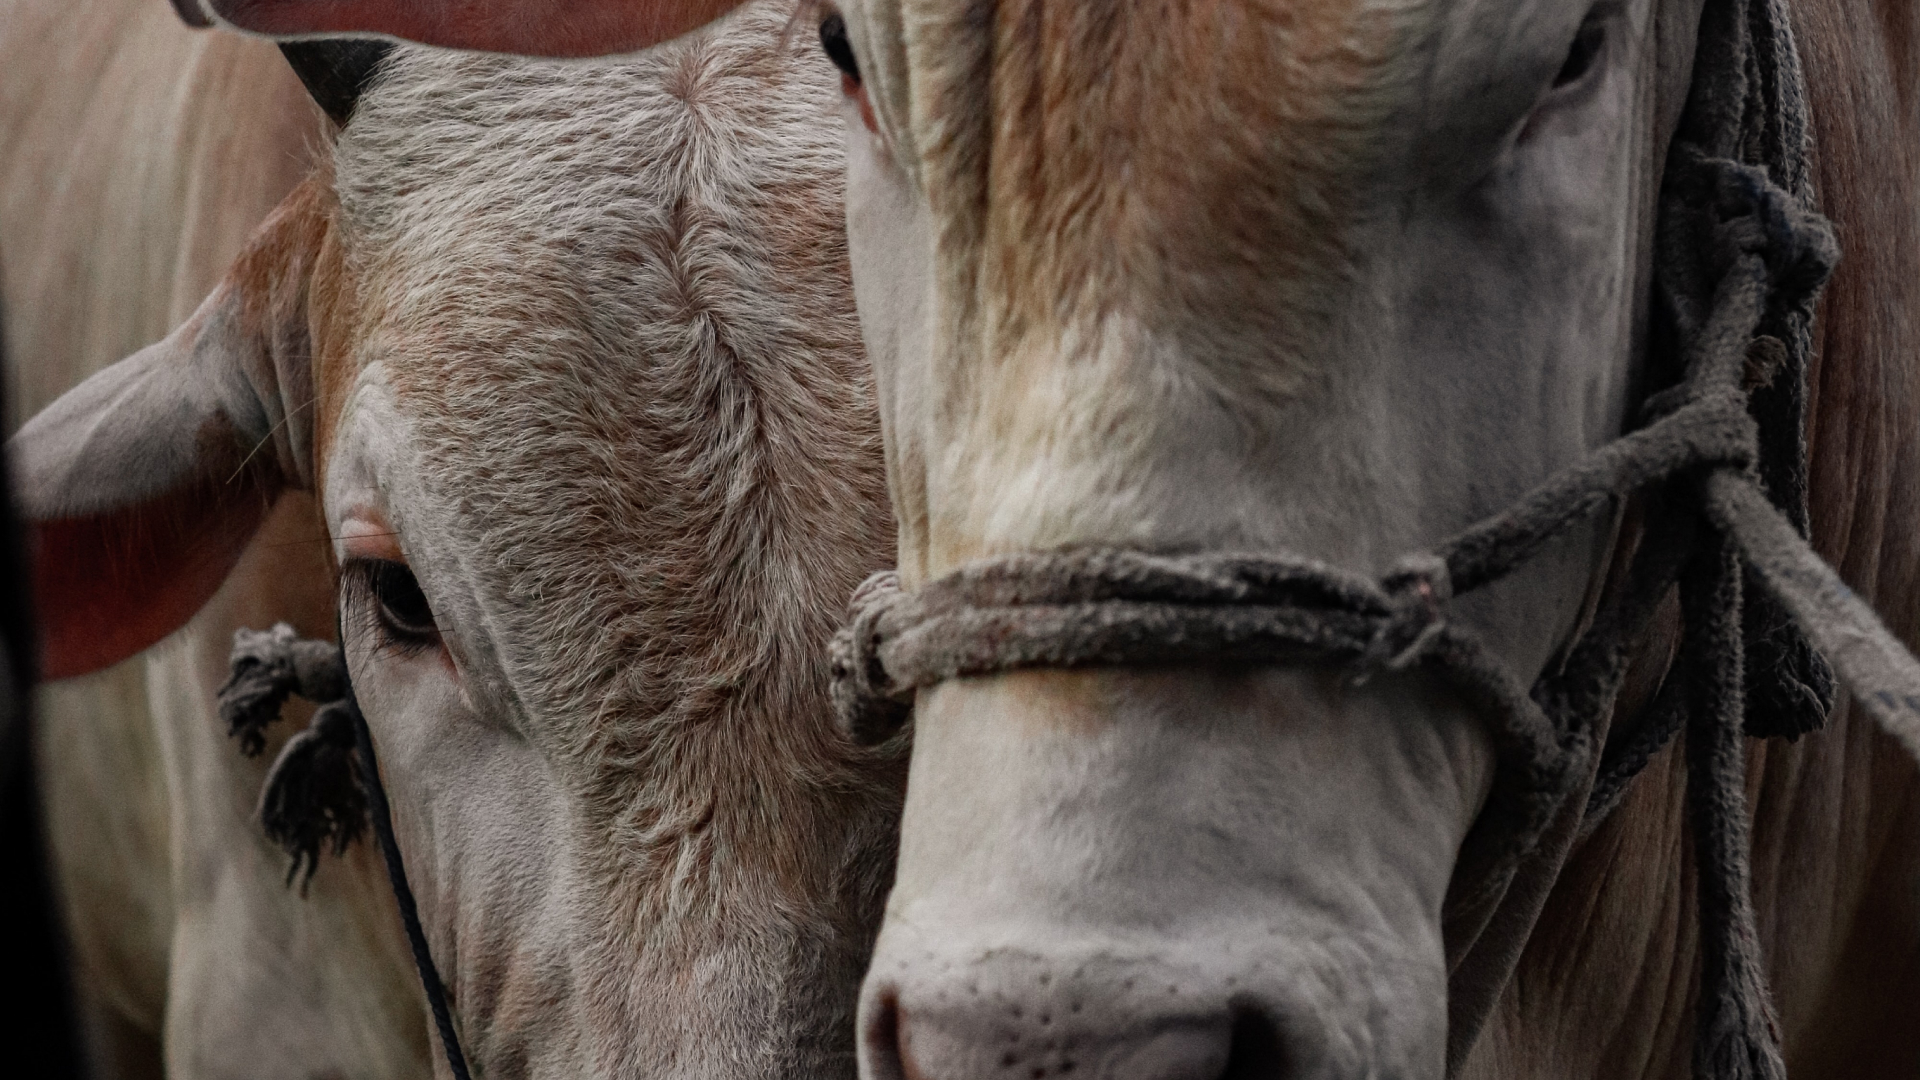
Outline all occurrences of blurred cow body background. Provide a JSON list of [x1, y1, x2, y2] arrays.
[[0, 4, 419, 1074]]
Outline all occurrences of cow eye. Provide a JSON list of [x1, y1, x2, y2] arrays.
[[1552, 15, 1606, 89], [820, 12, 860, 85], [347, 558, 439, 651]]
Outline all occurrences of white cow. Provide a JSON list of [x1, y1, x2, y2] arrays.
[[200, 0, 1920, 1076], [8, 1, 902, 1077]]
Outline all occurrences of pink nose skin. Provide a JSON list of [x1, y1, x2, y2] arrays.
[[862, 955, 1299, 1080]]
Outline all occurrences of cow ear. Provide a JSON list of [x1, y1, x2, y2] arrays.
[[12, 181, 329, 680], [201, 0, 750, 57]]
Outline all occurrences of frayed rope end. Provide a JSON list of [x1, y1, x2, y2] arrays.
[[223, 623, 368, 891], [218, 623, 348, 757], [260, 701, 369, 892], [219, 624, 303, 757]]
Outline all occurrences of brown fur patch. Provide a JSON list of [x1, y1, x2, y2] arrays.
[[305, 173, 361, 509], [881, 0, 1411, 414], [230, 175, 330, 350], [981, 0, 1393, 337]]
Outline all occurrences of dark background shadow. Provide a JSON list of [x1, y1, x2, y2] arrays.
[[0, 284, 84, 1078]]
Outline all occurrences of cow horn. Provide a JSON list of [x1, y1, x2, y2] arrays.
[[278, 39, 395, 126]]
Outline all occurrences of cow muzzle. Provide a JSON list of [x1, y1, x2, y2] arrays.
[[852, 669, 1478, 1080], [859, 931, 1442, 1080]]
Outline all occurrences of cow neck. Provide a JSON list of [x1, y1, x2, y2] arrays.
[[824, 0, 1920, 1076]]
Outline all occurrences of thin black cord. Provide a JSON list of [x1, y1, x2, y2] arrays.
[[338, 642, 473, 1080]]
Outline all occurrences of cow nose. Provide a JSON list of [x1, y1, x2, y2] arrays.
[[862, 957, 1292, 1080]]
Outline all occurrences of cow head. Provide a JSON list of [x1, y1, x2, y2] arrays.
[[14, 7, 903, 1076], [190, 0, 1725, 1073], [829, 3, 1724, 1073]]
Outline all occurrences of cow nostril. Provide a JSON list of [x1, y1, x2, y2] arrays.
[[1223, 1009, 1288, 1080], [861, 989, 911, 1080], [889, 995, 1240, 1080]]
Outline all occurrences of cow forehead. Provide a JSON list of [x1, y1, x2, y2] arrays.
[[855, 0, 1584, 347], [324, 16, 884, 744], [887, 4, 1408, 268], [988, 0, 1411, 327]]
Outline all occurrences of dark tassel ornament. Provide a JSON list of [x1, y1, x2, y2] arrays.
[[218, 624, 347, 756], [218, 624, 365, 887], [260, 702, 369, 891]]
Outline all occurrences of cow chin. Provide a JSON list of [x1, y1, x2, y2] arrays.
[[858, 667, 1493, 1080]]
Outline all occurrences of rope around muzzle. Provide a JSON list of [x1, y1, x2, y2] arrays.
[[829, 11, 1920, 1080]]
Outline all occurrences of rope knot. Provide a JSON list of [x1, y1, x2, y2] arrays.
[[1358, 554, 1453, 678], [220, 624, 366, 888], [830, 571, 913, 745], [219, 623, 348, 756], [1710, 159, 1838, 309]]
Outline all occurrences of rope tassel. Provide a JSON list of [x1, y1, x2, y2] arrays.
[[259, 701, 369, 890], [219, 623, 474, 1080], [219, 623, 347, 757], [216, 623, 366, 886]]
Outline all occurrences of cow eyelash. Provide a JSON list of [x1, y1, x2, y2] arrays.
[[343, 558, 440, 655], [819, 12, 860, 86]]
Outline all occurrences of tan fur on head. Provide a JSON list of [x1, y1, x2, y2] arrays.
[[982, 0, 1401, 378], [328, 5, 901, 1070], [903, 0, 1416, 414]]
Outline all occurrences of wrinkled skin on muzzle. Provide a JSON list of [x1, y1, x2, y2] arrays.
[[824, 0, 1712, 1073]]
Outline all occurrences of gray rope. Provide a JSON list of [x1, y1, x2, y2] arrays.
[[220, 623, 346, 758], [828, 1, 1920, 1075]]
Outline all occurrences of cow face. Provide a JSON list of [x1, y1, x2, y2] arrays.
[[821, 0, 1720, 1072], [829, 0, 1712, 1073], [15, 10, 903, 1078]]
